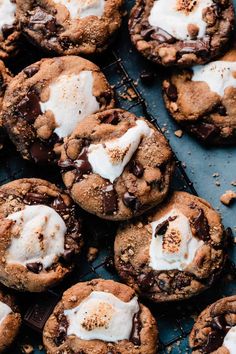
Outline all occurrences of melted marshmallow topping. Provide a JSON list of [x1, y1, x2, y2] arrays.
[[40, 71, 100, 138], [64, 291, 139, 342], [0, 0, 16, 32], [87, 120, 153, 183], [223, 326, 236, 354], [148, 0, 213, 40], [0, 301, 12, 326], [53, 0, 105, 19], [6, 205, 66, 269], [149, 209, 204, 271], [192, 61, 236, 97]]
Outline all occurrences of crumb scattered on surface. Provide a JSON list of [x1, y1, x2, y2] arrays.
[[212, 173, 220, 178], [174, 129, 183, 138], [220, 190, 236, 206], [87, 247, 99, 262], [231, 181, 236, 186], [215, 181, 221, 186]]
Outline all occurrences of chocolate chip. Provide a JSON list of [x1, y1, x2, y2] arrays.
[[130, 161, 144, 178], [30, 141, 54, 164], [101, 111, 120, 125], [102, 184, 118, 215], [165, 84, 178, 102], [150, 27, 175, 43], [154, 215, 177, 236], [23, 66, 39, 78], [2, 24, 15, 38], [191, 208, 210, 241], [188, 122, 219, 141], [130, 311, 141, 346], [17, 90, 41, 123], [26, 262, 43, 274], [29, 7, 57, 37], [140, 71, 154, 85], [123, 192, 141, 213], [23, 192, 51, 205]]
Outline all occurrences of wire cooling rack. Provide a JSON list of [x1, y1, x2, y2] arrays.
[[1, 9, 236, 354]]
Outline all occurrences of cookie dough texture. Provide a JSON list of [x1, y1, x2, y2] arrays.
[[0, 178, 83, 292], [129, 0, 234, 66], [43, 279, 158, 354], [16, 0, 124, 55], [0, 286, 21, 352], [163, 48, 236, 144], [0, 0, 20, 59], [114, 191, 226, 302], [189, 295, 236, 353], [0, 60, 12, 148], [2, 56, 114, 164], [59, 109, 174, 221]]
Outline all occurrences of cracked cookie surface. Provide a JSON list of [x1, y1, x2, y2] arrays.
[[43, 279, 158, 354], [114, 191, 226, 302], [59, 109, 174, 221], [0, 178, 83, 292]]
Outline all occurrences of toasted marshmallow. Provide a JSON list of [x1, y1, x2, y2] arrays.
[[192, 61, 236, 97], [87, 120, 153, 183], [0, 301, 12, 326], [6, 205, 66, 269], [148, 0, 213, 41], [223, 326, 236, 354], [0, 0, 16, 32], [149, 209, 204, 271], [53, 0, 105, 19], [64, 291, 139, 342], [40, 71, 100, 138]]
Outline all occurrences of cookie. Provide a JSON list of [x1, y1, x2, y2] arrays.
[[129, 0, 234, 66], [0, 60, 12, 149], [59, 109, 174, 221], [43, 279, 158, 354], [16, 0, 124, 56], [114, 191, 226, 302], [0, 286, 21, 352], [0, 0, 20, 59], [163, 48, 236, 144], [0, 178, 83, 292], [190, 295, 236, 353], [2, 56, 114, 164]]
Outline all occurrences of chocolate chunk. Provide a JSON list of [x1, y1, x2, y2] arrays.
[[138, 272, 155, 291], [154, 215, 177, 237], [30, 141, 54, 164], [191, 208, 210, 241], [101, 111, 120, 125], [123, 192, 141, 213], [29, 7, 56, 37], [150, 27, 175, 43], [2, 24, 15, 38], [74, 147, 92, 179], [26, 262, 43, 274], [23, 66, 39, 78], [140, 71, 154, 85], [130, 311, 141, 346], [23, 192, 51, 205], [130, 161, 144, 178], [17, 90, 41, 123], [165, 84, 178, 102], [61, 249, 75, 262], [55, 315, 68, 346], [102, 184, 118, 215], [188, 122, 219, 141], [52, 196, 67, 212]]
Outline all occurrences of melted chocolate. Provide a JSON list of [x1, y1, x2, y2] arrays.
[[140, 22, 175, 44], [130, 311, 141, 346], [154, 215, 177, 237], [130, 161, 144, 178], [201, 315, 231, 353], [55, 315, 69, 346], [101, 111, 120, 125], [26, 262, 43, 274], [23, 192, 52, 205], [17, 90, 41, 123], [29, 7, 57, 37], [102, 184, 118, 215], [30, 141, 54, 164], [191, 208, 210, 241], [23, 66, 39, 78], [123, 192, 141, 213]]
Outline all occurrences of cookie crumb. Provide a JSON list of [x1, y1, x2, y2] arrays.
[[220, 190, 236, 206], [87, 247, 99, 262], [21, 344, 34, 354], [174, 129, 183, 138], [231, 181, 236, 186]]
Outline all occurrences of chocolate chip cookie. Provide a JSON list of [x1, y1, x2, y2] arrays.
[[190, 295, 236, 353], [0, 60, 12, 149], [0, 178, 83, 292], [129, 0, 234, 66], [59, 109, 174, 221], [163, 48, 236, 144], [2, 56, 114, 163], [43, 279, 158, 354], [0, 0, 20, 59], [114, 191, 226, 302], [16, 0, 124, 56], [0, 286, 21, 352]]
